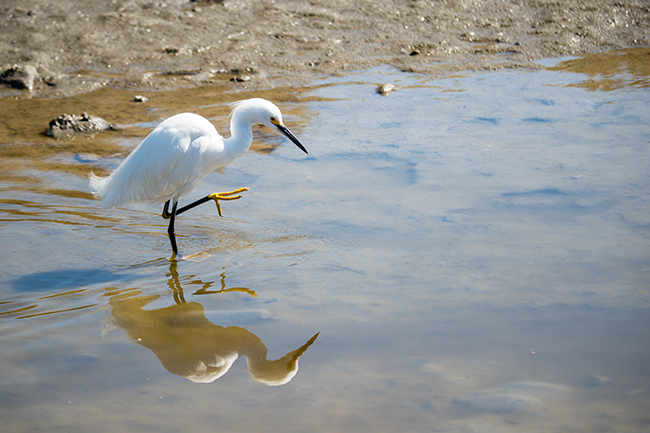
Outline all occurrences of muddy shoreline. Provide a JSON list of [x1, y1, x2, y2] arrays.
[[1, 0, 649, 97]]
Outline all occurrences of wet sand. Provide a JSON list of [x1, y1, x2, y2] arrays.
[[1, 0, 649, 96]]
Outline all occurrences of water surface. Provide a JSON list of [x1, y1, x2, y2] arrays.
[[1, 49, 649, 432]]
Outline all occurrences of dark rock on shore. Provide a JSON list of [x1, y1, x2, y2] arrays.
[[0, 64, 37, 90], [48, 113, 113, 138]]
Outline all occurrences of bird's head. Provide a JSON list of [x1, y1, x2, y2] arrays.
[[231, 98, 308, 154]]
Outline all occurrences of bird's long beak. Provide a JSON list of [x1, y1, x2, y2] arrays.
[[274, 123, 308, 154]]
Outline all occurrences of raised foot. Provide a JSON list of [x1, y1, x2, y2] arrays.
[[209, 187, 249, 216]]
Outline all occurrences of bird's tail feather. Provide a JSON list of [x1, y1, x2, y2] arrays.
[[88, 171, 115, 209], [89, 171, 107, 198]]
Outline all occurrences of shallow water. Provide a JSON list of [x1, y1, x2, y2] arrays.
[[1, 49, 649, 432]]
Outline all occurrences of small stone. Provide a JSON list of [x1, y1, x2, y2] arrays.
[[0, 64, 38, 90], [48, 113, 112, 138], [230, 75, 252, 83], [132, 95, 149, 103], [377, 83, 398, 96]]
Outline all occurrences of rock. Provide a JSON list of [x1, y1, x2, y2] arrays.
[[377, 83, 398, 96], [230, 75, 252, 83], [132, 95, 149, 103], [48, 113, 112, 138], [0, 64, 38, 91]]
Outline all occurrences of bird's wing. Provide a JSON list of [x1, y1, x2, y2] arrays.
[[99, 125, 195, 208], [149, 134, 216, 202]]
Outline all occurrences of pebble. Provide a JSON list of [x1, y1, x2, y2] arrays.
[[0, 64, 38, 91], [48, 113, 112, 138], [377, 83, 398, 96], [230, 75, 252, 83]]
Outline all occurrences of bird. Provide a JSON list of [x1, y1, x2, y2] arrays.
[[89, 98, 308, 258]]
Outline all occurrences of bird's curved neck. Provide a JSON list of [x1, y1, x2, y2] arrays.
[[223, 113, 254, 162]]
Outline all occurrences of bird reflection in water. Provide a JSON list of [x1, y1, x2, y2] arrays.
[[109, 263, 319, 385]]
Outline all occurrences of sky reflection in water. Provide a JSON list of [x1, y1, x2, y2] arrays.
[[0, 49, 649, 432]]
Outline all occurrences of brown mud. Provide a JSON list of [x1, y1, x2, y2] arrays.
[[1, 0, 648, 97], [0, 0, 648, 190]]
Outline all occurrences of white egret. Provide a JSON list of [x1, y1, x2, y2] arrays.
[[89, 98, 308, 257]]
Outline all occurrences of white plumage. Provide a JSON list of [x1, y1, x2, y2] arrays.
[[89, 98, 308, 256]]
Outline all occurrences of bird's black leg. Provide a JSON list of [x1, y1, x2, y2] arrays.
[[175, 195, 211, 216], [162, 200, 173, 219], [176, 188, 249, 217], [162, 188, 247, 257], [166, 201, 179, 257]]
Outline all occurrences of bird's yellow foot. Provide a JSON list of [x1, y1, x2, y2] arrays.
[[208, 187, 249, 216]]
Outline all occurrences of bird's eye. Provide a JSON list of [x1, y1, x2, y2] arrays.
[[270, 116, 278, 125]]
